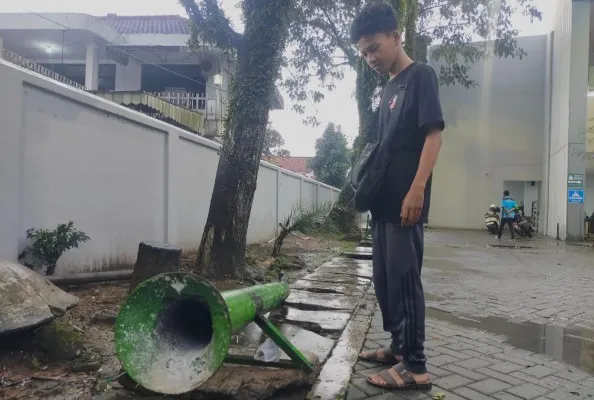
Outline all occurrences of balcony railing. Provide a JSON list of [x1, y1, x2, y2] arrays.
[[93, 91, 205, 134], [153, 91, 206, 111], [0, 46, 85, 91]]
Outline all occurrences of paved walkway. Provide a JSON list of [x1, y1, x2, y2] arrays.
[[347, 309, 594, 400], [347, 230, 594, 400], [422, 230, 594, 330]]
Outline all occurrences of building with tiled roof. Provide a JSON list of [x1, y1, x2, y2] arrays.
[[98, 14, 191, 35], [266, 156, 316, 179], [0, 12, 283, 139]]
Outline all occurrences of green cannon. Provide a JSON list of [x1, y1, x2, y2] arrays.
[[114, 272, 314, 394]]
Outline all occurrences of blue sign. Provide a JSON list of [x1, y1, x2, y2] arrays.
[[568, 188, 584, 204]]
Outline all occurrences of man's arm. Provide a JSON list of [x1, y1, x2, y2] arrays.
[[401, 65, 445, 225], [411, 130, 442, 192]]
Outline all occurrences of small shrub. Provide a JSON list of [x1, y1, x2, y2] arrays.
[[272, 202, 341, 257], [19, 221, 90, 275]]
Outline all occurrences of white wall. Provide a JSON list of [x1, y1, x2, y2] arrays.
[[0, 61, 339, 274], [429, 35, 547, 230], [546, 0, 590, 240], [546, 0, 572, 239], [586, 175, 594, 216]]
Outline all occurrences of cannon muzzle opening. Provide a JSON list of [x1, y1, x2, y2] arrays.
[[155, 298, 213, 351], [114, 272, 293, 394]]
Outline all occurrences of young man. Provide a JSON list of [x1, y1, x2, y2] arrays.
[[351, 2, 444, 391], [498, 190, 517, 240]]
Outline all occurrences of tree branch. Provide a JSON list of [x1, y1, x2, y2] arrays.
[[419, 0, 456, 15], [179, 0, 244, 49], [320, 7, 358, 67], [418, 22, 466, 34]]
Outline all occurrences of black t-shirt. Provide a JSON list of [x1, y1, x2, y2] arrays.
[[370, 62, 445, 224]]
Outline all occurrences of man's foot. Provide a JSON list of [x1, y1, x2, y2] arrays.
[[358, 347, 403, 365], [367, 364, 432, 391]]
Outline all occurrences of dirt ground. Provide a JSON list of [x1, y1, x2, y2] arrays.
[[0, 233, 355, 400]]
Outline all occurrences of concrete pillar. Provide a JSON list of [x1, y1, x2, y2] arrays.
[[85, 43, 99, 91], [115, 61, 142, 91], [566, 1, 590, 241], [204, 74, 222, 137]]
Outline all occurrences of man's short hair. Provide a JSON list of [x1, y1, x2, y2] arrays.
[[504, 190, 510, 197], [350, 1, 399, 44]]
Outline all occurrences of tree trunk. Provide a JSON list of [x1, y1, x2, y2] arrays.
[[46, 264, 57, 276], [404, 0, 418, 58], [272, 226, 291, 257], [195, 0, 294, 279], [129, 242, 182, 292], [328, 59, 384, 233]]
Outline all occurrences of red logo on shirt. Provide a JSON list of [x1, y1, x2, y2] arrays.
[[389, 94, 398, 110]]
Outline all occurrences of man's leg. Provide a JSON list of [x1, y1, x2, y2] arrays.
[[508, 218, 515, 239], [367, 223, 430, 389], [387, 223, 426, 374], [359, 219, 402, 363], [497, 218, 505, 239]]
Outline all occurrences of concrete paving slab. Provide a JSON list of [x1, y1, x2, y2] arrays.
[[302, 272, 371, 285], [230, 321, 335, 364], [317, 265, 373, 279], [285, 290, 361, 311], [284, 307, 351, 332], [290, 278, 368, 295]]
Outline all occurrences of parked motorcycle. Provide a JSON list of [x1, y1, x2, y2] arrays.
[[484, 204, 501, 234], [513, 208, 534, 238]]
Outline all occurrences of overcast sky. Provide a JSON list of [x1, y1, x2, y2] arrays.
[[2, 0, 555, 156]]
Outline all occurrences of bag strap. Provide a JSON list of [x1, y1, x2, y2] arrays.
[[381, 62, 422, 143]]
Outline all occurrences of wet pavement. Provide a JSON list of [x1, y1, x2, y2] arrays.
[[346, 229, 594, 400], [421, 230, 594, 330], [348, 308, 594, 400]]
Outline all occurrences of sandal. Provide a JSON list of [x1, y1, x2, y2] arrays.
[[358, 347, 402, 365], [366, 364, 432, 391]]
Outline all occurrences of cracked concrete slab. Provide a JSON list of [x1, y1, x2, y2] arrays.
[[291, 279, 368, 296], [285, 290, 361, 311], [342, 249, 373, 260], [302, 272, 371, 285], [283, 307, 351, 333], [316, 265, 373, 279]]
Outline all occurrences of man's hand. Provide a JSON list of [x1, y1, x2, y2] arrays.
[[401, 185, 424, 226]]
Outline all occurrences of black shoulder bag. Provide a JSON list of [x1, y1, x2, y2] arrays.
[[349, 62, 421, 212]]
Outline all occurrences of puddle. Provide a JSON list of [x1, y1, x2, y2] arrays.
[[423, 258, 469, 273], [427, 308, 594, 374], [425, 293, 444, 302], [486, 244, 533, 249]]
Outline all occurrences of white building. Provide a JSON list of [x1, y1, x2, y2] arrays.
[[428, 0, 593, 241], [0, 13, 283, 138]]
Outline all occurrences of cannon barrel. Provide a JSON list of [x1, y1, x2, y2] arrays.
[[114, 272, 290, 394]]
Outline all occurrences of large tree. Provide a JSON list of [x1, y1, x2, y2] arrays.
[[310, 123, 351, 187], [284, 0, 541, 232], [180, 0, 294, 278]]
